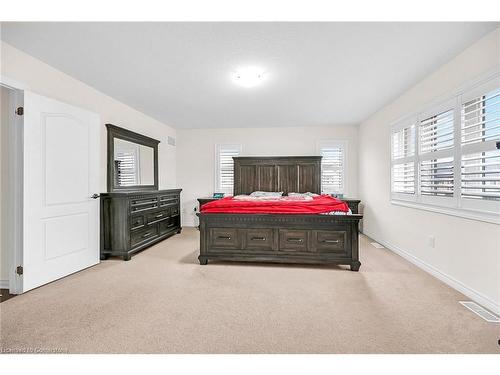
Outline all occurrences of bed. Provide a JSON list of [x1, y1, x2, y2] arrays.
[[196, 156, 363, 271]]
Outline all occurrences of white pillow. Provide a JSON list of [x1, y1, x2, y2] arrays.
[[250, 191, 283, 197], [288, 192, 319, 198]]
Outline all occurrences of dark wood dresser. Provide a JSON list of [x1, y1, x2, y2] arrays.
[[100, 189, 182, 260]]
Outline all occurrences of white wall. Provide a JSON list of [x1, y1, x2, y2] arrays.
[[358, 28, 500, 313], [177, 125, 358, 227], [0, 41, 177, 192]]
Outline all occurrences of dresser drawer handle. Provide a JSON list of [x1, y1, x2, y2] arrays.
[[142, 232, 152, 238], [322, 239, 340, 244], [155, 213, 164, 218], [251, 236, 266, 241], [217, 236, 231, 240], [287, 238, 303, 243], [167, 223, 175, 228]]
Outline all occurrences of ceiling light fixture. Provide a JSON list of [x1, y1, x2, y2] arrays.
[[232, 66, 267, 88]]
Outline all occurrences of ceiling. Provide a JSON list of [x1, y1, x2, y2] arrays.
[[1, 22, 497, 129]]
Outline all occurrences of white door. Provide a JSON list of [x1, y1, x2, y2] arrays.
[[22, 91, 100, 292]]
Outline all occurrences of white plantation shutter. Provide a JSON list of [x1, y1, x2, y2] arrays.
[[420, 157, 454, 197], [390, 74, 499, 222], [461, 150, 500, 201], [418, 107, 455, 199], [391, 122, 416, 195], [460, 84, 500, 208], [116, 151, 138, 186], [461, 88, 500, 146], [216, 144, 241, 194], [419, 110, 454, 153], [392, 162, 415, 194], [319, 142, 345, 194], [392, 125, 415, 159]]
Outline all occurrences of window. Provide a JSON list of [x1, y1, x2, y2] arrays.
[[390, 76, 500, 223], [318, 141, 346, 194], [461, 150, 500, 200], [418, 108, 455, 200], [215, 144, 241, 194], [391, 123, 415, 194], [460, 87, 500, 204]]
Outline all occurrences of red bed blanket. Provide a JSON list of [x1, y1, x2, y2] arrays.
[[200, 195, 349, 214]]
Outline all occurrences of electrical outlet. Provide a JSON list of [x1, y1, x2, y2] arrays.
[[427, 235, 435, 248]]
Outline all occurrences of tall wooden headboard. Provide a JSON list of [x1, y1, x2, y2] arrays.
[[233, 156, 322, 195]]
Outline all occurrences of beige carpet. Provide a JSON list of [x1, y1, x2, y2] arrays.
[[1, 228, 498, 353]]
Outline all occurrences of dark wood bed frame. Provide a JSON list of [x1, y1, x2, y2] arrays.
[[197, 156, 363, 271]]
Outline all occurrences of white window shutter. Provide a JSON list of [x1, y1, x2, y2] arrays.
[[417, 108, 455, 198], [115, 151, 138, 186], [419, 109, 454, 154], [461, 150, 500, 201], [420, 157, 454, 197], [461, 88, 500, 146], [216, 144, 241, 194], [392, 125, 415, 159], [392, 162, 415, 194], [319, 142, 345, 194], [391, 123, 416, 195]]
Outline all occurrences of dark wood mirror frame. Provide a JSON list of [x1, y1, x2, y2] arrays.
[[106, 123, 160, 192]]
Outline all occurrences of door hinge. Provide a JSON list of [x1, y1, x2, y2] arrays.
[[16, 265, 23, 275], [15, 106, 24, 116]]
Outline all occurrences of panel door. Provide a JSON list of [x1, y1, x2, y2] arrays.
[[22, 91, 100, 292]]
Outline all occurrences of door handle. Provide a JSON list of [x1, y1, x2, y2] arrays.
[[91, 193, 100, 199]]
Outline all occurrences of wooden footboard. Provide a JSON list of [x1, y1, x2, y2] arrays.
[[197, 213, 363, 271]]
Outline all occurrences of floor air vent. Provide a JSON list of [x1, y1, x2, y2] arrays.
[[370, 242, 384, 249], [459, 301, 500, 323]]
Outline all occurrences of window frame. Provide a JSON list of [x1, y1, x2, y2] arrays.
[[317, 140, 348, 195], [214, 143, 242, 195], [390, 71, 500, 225]]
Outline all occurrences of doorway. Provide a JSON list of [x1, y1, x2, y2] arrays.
[[1, 82, 101, 296], [1, 83, 23, 299]]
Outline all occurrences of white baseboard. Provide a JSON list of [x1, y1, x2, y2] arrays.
[[0, 280, 9, 289], [362, 230, 500, 316]]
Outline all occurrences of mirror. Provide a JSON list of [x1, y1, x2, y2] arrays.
[[106, 124, 160, 192], [113, 138, 155, 187]]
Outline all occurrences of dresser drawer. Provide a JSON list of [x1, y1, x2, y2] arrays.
[[146, 209, 170, 225], [159, 218, 177, 235], [170, 206, 180, 216], [130, 215, 145, 230], [311, 230, 348, 254], [279, 229, 308, 252], [159, 195, 179, 207], [208, 228, 240, 250], [243, 229, 274, 251], [131, 225, 159, 247], [130, 198, 158, 213]]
